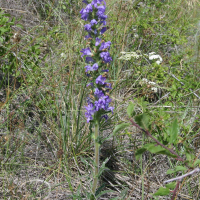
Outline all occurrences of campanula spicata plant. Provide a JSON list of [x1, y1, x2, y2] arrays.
[[80, 0, 113, 198]]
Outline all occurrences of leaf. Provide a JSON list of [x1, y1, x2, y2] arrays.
[[135, 148, 146, 160], [119, 188, 128, 198], [127, 102, 135, 118], [134, 113, 149, 130], [144, 143, 164, 153], [194, 159, 200, 167], [165, 182, 176, 189], [16, 24, 23, 28], [186, 152, 195, 162], [153, 187, 170, 196], [113, 123, 130, 135], [174, 166, 187, 172], [143, 143, 177, 158], [156, 150, 177, 158], [166, 169, 175, 175], [171, 119, 179, 143], [167, 166, 187, 175], [167, 118, 179, 144]]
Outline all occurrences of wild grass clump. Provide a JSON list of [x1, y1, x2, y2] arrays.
[[0, 0, 200, 199]]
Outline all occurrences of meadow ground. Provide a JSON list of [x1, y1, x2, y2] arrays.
[[0, 0, 200, 199]]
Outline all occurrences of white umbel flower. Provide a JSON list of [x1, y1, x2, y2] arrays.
[[149, 52, 163, 64]]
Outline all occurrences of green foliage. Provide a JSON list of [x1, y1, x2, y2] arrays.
[[127, 101, 135, 118], [113, 123, 130, 135], [153, 187, 170, 196], [134, 113, 149, 130], [167, 165, 187, 174]]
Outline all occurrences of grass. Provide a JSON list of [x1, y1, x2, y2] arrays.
[[0, 0, 200, 199]]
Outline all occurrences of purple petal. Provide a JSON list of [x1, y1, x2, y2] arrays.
[[86, 56, 94, 63], [90, 19, 98, 26], [80, 47, 92, 57], [100, 52, 112, 63], [99, 41, 111, 51], [100, 27, 107, 34], [96, 75, 106, 85], [84, 24, 92, 32], [95, 37, 101, 46]]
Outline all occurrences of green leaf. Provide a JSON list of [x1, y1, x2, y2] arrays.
[[143, 143, 176, 158], [135, 148, 146, 160], [171, 119, 179, 143], [144, 143, 163, 153], [134, 113, 149, 130], [16, 24, 23, 28], [194, 159, 200, 167], [165, 182, 176, 189], [186, 152, 195, 162], [174, 166, 187, 172], [113, 123, 130, 135], [167, 118, 179, 144], [127, 102, 135, 118], [166, 169, 175, 175], [153, 187, 170, 196], [156, 150, 177, 158], [167, 166, 187, 175]]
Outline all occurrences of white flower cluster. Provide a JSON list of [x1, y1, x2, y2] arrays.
[[140, 78, 158, 93], [148, 52, 163, 65], [118, 51, 163, 65], [118, 51, 141, 60]]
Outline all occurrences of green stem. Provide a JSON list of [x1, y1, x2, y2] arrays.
[[91, 120, 100, 199]]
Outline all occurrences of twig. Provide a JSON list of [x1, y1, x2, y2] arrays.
[[163, 167, 200, 184], [171, 180, 181, 200]]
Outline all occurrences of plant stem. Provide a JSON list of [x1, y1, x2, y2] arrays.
[[91, 120, 100, 199]]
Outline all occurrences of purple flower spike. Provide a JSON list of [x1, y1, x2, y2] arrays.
[[100, 52, 112, 63], [96, 75, 106, 85], [80, 0, 113, 123], [81, 47, 92, 57]]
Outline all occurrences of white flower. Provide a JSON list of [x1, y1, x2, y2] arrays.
[[149, 52, 163, 64], [148, 81, 156, 86], [151, 87, 158, 93], [118, 51, 141, 60], [140, 78, 148, 85], [61, 53, 67, 58]]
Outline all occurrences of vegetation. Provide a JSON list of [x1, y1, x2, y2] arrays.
[[0, 0, 200, 199]]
